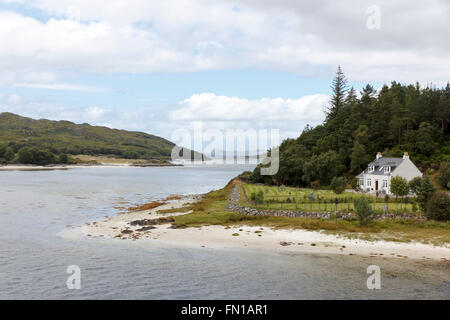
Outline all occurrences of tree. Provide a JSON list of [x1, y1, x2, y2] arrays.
[[437, 162, 450, 189], [437, 83, 450, 134], [350, 141, 368, 173], [17, 147, 33, 164], [4, 147, 15, 162], [409, 176, 436, 210], [350, 177, 360, 192], [59, 153, 69, 164], [390, 176, 409, 199], [354, 197, 374, 226], [330, 176, 347, 194], [326, 66, 348, 121], [425, 192, 449, 221], [414, 122, 438, 156]]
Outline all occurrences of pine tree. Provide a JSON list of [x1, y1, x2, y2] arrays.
[[326, 66, 348, 121]]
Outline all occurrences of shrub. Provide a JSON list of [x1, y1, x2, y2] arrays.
[[4, 146, 15, 162], [59, 154, 68, 164], [409, 176, 436, 210], [390, 176, 409, 199], [330, 176, 347, 194], [255, 191, 264, 204], [311, 180, 321, 190], [354, 197, 374, 225], [425, 192, 450, 221]]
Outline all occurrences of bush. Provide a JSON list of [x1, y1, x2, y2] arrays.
[[255, 191, 264, 204], [354, 197, 374, 225], [425, 192, 450, 221], [311, 180, 321, 190], [17, 147, 34, 164], [330, 176, 347, 194], [59, 154, 68, 164], [409, 176, 436, 210], [237, 171, 253, 182], [390, 176, 409, 199]]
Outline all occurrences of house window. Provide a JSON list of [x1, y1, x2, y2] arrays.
[[383, 180, 388, 188], [384, 166, 391, 173], [368, 165, 374, 172], [359, 179, 364, 186], [367, 179, 371, 186]]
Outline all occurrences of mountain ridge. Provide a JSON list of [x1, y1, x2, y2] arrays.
[[0, 112, 193, 164]]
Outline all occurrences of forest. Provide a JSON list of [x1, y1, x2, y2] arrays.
[[247, 67, 450, 189]]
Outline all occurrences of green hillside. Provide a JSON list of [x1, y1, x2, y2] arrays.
[[0, 112, 181, 165]]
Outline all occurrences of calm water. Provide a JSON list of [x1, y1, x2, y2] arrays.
[[0, 165, 448, 299]]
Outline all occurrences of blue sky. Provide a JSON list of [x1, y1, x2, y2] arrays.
[[0, 0, 448, 148]]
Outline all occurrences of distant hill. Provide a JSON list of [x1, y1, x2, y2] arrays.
[[0, 112, 195, 164]]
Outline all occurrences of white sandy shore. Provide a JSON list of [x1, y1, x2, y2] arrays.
[[81, 197, 450, 262], [0, 164, 130, 171], [0, 163, 179, 170]]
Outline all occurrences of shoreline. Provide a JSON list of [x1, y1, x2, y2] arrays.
[[81, 196, 450, 262], [0, 163, 182, 171]]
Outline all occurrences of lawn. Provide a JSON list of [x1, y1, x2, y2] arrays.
[[171, 180, 450, 245], [243, 183, 415, 215]]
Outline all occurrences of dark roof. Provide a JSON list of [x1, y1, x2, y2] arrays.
[[357, 157, 404, 178], [368, 157, 403, 167]]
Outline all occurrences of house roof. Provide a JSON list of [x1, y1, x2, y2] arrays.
[[357, 157, 404, 178], [368, 157, 403, 167]]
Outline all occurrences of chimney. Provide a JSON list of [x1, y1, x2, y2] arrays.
[[376, 152, 382, 160], [403, 152, 409, 160]]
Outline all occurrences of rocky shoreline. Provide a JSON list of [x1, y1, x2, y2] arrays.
[[226, 186, 423, 220]]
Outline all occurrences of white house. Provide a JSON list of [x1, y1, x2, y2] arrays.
[[356, 152, 422, 195]]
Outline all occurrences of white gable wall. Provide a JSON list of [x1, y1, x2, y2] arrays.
[[359, 173, 391, 193], [391, 158, 422, 181]]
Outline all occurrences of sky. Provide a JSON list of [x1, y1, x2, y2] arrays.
[[0, 0, 449, 150]]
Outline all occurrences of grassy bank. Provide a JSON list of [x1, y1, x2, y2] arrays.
[[243, 183, 415, 214], [172, 180, 450, 245]]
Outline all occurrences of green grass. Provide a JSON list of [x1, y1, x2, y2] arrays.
[[243, 183, 414, 214], [172, 180, 449, 245], [156, 206, 193, 214]]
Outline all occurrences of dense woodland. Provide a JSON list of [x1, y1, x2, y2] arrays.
[[248, 67, 450, 189], [0, 112, 176, 165]]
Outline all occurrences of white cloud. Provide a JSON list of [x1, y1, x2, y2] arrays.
[[13, 82, 110, 92], [170, 93, 328, 122], [0, 0, 448, 83]]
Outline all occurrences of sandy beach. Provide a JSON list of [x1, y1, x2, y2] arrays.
[[80, 197, 450, 262], [0, 163, 180, 171]]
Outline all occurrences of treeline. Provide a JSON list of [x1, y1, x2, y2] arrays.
[[0, 145, 75, 165], [248, 67, 450, 188]]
